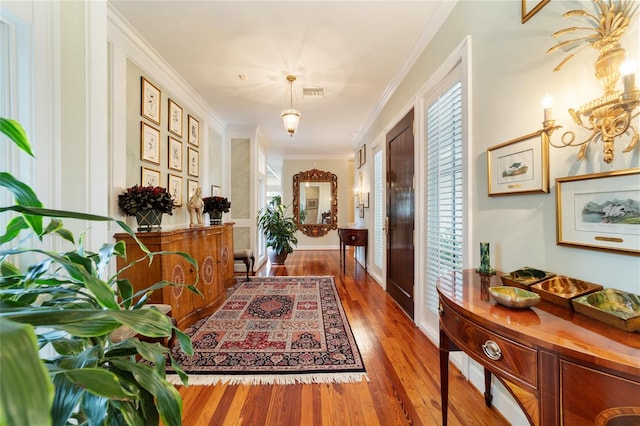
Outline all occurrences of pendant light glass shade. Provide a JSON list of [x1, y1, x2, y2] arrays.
[[281, 75, 301, 137], [281, 109, 301, 136]]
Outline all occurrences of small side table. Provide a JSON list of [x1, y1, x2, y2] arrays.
[[338, 227, 368, 273]]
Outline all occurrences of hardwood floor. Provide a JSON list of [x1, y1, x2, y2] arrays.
[[176, 249, 510, 425]]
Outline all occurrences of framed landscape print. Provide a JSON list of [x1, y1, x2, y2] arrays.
[[556, 169, 640, 256], [140, 76, 161, 125], [168, 173, 183, 206], [140, 122, 160, 165], [487, 130, 549, 196], [188, 147, 199, 177], [141, 167, 160, 187], [188, 115, 199, 147], [168, 98, 183, 137], [168, 137, 182, 171], [187, 179, 199, 199]]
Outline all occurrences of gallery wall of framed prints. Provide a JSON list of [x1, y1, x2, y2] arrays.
[[138, 75, 202, 209]]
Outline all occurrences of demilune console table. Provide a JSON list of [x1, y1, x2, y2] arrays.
[[338, 226, 368, 273], [437, 269, 640, 425]]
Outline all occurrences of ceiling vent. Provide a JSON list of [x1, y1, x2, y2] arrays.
[[303, 88, 325, 98]]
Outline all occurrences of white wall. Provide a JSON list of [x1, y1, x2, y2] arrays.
[[283, 158, 353, 249], [360, 0, 640, 297], [356, 1, 639, 423], [107, 4, 228, 232]]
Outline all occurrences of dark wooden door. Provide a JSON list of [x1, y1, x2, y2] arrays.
[[386, 110, 414, 318]]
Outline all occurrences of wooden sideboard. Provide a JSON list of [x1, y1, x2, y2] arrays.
[[438, 270, 640, 425], [338, 226, 368, 273], [114, 224, 234, 329]]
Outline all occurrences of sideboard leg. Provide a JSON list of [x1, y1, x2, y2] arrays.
[[439, 329, 450, 425], [484, 368, 493, 407]]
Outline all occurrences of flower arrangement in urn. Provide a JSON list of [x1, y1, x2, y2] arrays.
[[118, 185, 176, 231], [202, 196, 231, 225]]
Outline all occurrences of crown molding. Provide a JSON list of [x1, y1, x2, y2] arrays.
[[107, 3, 226, 134], [354, 0, 458, 146]]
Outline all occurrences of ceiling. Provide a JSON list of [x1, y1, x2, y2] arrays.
[[109, 1, 453, 164]]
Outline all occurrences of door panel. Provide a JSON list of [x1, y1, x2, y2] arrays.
[[386, 110, 414, 318]]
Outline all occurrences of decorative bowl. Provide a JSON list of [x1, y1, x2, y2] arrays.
[[500, 267, 555, 289], [530, 276, 603, 309], [572, 288, 640, 332], [489, 286, 541, 309]]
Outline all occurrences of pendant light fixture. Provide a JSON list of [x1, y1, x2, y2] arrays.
[[281, 75, 301, 137]]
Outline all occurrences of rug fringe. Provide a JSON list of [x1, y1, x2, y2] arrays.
[[167, 372, 369, 386]]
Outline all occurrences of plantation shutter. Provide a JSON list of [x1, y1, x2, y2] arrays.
[[424, 75, 463, 314], [374, 148, 384, 268]]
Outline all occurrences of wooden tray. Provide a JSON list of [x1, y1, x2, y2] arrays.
[[500, 267, 556, 289], [572, 289, 640, 332], [530, 276, 602, 309]]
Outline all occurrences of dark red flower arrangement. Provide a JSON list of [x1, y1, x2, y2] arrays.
[[118, 185, 175, 216], [202, 196, 231, 214]]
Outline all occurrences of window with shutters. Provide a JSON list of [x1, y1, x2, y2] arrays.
[[373, 148, 384, 268], [0, 12, 32, 232], [424, 64, 464, 316]]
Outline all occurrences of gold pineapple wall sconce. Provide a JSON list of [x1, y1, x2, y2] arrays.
[[542, 0, 639, 164]]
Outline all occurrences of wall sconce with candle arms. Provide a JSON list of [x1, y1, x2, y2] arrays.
[[542, 0, 639, 164]]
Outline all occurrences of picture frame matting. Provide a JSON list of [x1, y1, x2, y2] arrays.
[[141, 122, 161, 165], [140, 76, 161, 125], [141, 167, 161, 187], [487, 130, 549, 196], [556, 169, 640, 256]]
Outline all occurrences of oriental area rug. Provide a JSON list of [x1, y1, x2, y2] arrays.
[[167, 276, 367, 385]]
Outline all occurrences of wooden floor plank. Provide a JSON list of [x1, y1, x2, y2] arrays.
[[176, 249, 510, 425]]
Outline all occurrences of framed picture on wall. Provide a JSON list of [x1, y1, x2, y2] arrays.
[[188, 147, 199, 177], [168, 173, 183, 206], [188, 115, 199, 147], [187, 179, 199, 199], [168, 98, 183, 137], [141, 167, 160, 187], [486, 130, 549, 196], [306, 199, 318, 209], [140, 122, 160, 165], [522, 0, 550, 23], [140, 76, 161, 125], [556, 169, 640, 256], [361, 144, 366, 166], [168, 137, 182, 171]]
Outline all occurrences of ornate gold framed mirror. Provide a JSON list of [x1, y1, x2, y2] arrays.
[[292, 169, 338, 237]]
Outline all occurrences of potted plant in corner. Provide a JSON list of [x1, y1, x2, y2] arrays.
[[202, 196, 231, 225], [0, 118, 199, 426], [118, 185, 176, 231], [257, 195, 298, 264]]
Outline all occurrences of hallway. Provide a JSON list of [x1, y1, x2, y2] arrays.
[[176, 249, 509, 425]]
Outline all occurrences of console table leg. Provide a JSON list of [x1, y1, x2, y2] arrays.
[[439, 330, 450, 425], [484, 368, 493, 407]]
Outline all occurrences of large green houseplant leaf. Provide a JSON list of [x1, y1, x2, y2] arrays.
[[0, 118, 198, 426]]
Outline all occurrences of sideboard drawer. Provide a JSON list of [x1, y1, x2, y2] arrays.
[[440, 298, 538, 389]]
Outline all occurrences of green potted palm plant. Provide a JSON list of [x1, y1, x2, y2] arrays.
[[0, 118, 199, 426], [257, 195, 298, 264]]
